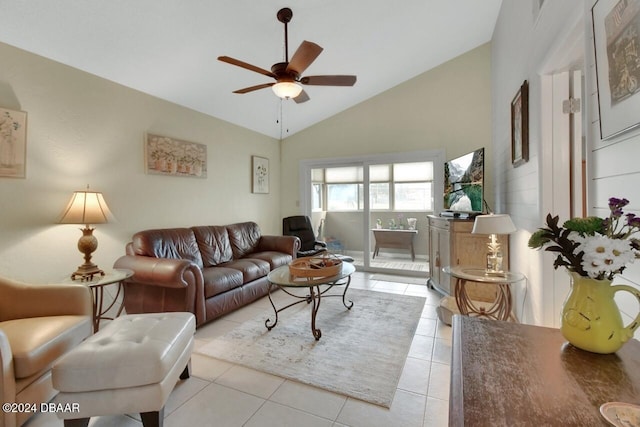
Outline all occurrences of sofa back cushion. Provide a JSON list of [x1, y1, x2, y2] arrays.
[[131, 228, 204, 269], [226, 222, 261, 259], [192, 226, 234, 267]]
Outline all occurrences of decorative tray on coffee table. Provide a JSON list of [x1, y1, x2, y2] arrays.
[[288, 253, 343, 279]]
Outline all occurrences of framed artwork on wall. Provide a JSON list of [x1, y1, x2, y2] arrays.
[[511, 80, 529, 167], [0, 107, 27, 178], [592, 0, 640, 140], [252, 156, 269, 194], [145, 133, 207, 178]]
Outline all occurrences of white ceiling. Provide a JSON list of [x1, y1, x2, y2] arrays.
[[0, 0, 502, 139]]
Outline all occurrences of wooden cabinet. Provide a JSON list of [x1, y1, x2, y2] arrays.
[[427, 215, 509, 296]]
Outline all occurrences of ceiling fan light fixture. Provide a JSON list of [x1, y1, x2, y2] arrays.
[[272, 81, 303, 99]]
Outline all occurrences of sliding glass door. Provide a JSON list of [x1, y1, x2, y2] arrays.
[[300, 150, 444, 277]]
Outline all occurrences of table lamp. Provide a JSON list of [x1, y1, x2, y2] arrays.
[[59, 187, 113, 281], [472, 214, 516, 276]]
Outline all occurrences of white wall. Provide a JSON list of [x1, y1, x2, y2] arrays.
[[280, 43, 494, 218], [492, 0, 640, 336], [585, 0, 640, 332], [0, 42, 281, 283]]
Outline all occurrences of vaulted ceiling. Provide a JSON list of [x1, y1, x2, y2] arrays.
[[0, 1, 502, 139]]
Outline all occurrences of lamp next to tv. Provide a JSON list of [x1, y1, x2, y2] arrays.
[[443, 147, 484, 215]]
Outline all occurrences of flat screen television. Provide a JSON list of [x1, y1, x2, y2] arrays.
[[443, 147, 484, 213]]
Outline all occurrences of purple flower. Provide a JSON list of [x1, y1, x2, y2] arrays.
[[609, 197, 629, 218], [626, 213, 640, 228]]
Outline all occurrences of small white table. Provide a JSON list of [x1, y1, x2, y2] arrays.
[[445, 266, 524, 321], [61, 269, 133, 331]]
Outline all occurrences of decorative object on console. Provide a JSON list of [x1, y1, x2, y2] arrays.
[[472, 214, 516, 276], [252, 155, 269, 193], [0, 106, 27, 178], [511, 80, 529, 167], [592, 0, 640, 140], [59, 186, 113, 281], [528, 197, 640, 353], [145, 133, 207, 178]]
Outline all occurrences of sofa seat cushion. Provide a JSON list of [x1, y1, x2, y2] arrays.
[[52, 313, 195, 393], [249, 251, 292, 270], [222, 259, 270, 284], [202, 267, 244, 298], [0, 315, 91, 379]]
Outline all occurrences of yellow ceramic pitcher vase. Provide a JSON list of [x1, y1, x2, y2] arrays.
[[561, 271, 640, 354]]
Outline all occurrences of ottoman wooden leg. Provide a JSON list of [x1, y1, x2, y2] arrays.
[[179, 360, 191, 380], [64, 418, 89, 427], [141, 407, 164, 427]]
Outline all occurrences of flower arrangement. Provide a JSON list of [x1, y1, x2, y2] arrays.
[[528, 197, 640, 280]]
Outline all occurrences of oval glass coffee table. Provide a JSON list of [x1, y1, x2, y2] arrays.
[[266, 262, 356, 340]]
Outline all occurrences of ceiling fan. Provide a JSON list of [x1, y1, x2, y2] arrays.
[[218, 7, 357, 103]]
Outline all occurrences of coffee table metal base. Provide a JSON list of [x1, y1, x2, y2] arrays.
[[265, 277, 353, 340]]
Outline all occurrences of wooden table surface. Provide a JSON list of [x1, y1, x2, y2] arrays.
[[450, 315, 640, 426]]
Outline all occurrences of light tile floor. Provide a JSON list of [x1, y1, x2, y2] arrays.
[[24, 272, 451, 427]]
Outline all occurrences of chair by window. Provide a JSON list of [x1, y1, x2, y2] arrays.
[[283, 216, 327, 257]]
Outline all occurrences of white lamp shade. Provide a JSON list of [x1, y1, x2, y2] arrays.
[[59, 190, 113, 225], [472, 214, 516, 235], [272, 81, 303, 99]]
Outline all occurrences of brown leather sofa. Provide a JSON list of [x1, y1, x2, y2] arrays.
[[0, 277, 93, 427], [113, 221, 300, 327]]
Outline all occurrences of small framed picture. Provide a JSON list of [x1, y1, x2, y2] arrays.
[[511, 80, 529, 167], [252, 156, 269, 194], [0, 107, 27, 178]]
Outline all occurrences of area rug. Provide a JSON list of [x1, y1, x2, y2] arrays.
[[196, 289, 426, 408]]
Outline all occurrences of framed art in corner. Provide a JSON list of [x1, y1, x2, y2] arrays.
[[511, 80, 529, 167], [252, 156, 269, 194], [592, 0, 640, 140], [0, 107, 27, 178]]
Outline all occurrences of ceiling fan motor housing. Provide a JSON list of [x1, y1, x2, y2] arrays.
[[271, 62, 298, 82]]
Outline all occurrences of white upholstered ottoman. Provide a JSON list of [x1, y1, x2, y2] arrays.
[[51, 312, 195, 427]]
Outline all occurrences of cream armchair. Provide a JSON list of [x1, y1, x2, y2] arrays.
[[0, 276, 92, 427]]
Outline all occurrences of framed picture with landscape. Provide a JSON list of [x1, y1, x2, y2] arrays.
[[592, 0, 640, 140], [511, 80, 529, 167], [144, 133, 207, 178]]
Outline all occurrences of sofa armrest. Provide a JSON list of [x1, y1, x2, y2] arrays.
[[114, 255, 203, 289], [113, 255, 206, 325], [0, 329, 17, 425], [257, 235, 301, 258], [0, 278, 92, 322]]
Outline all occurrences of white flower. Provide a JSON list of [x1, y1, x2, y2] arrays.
[[578, 236, 635, 279]]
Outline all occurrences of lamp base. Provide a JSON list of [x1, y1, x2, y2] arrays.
[[71, 226, 105, 282], [485, 251, 504, 277], [71, 263, 104, 282]]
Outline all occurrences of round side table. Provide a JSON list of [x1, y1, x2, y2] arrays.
[[62, 268, 133, 331], [445, 266, 525, 321]]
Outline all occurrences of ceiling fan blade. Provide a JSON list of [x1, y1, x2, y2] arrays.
[[218, 56, 276, 79], [286, 41, 323, 76], [293, 90, 310, 104], [233, 83, 275, 94], [300, 75, 357, 86]]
